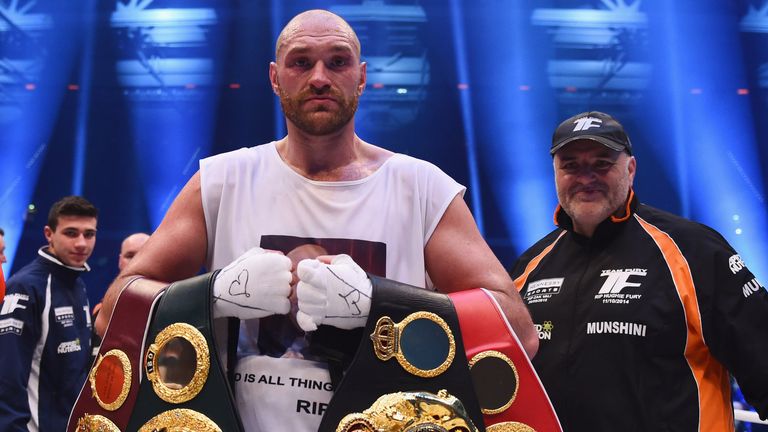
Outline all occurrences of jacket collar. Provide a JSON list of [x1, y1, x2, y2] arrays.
[[553, 188, 639, 243], [37, 247, 91, 272]]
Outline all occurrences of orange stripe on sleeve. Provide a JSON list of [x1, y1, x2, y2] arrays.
[[636, 215, 733, 432], [513, 231, 566, 292]]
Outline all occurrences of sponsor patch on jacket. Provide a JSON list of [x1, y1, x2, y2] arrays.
[[729, 254, 746, 274], [55, 306, 75, 327], [58, 338, 82, 354], [586, 321, 646, 337], [524, 278, 563, 304], [1, 293, 29, 315], [742, 278, 765, 299], [594, 268, 646, 304], [0, 318, 24, 335], [534, 321, 554, 340]]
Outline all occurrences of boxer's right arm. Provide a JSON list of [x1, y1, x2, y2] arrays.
[[95, 171, 208, 336]]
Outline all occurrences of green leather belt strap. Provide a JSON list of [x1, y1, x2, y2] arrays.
[[126, 271, 244, 432]]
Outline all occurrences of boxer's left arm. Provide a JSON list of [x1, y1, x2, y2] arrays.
[[425, 194, 538, 359]]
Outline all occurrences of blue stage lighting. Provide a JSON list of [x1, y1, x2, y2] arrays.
[[0, 0, 83, 270], [646, 0, 768, 281], [447, 0, 483, 233], [72, 0, 97, 195], [270, 0, 285, 139], [330, 1, 431, 134], [110, 0, 222, 227]]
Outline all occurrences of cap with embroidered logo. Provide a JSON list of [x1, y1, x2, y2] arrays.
[[550, 111, 632, 155]]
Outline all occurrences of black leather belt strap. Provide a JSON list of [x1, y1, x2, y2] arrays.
[[319, 275, 485, 432]]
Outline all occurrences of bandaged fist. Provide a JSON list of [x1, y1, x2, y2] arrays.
[[296, 254, 372, 331], [212, 247, 293, 320]]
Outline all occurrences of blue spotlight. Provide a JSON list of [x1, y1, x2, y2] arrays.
[[531, 1, 650, 106], [649, 0, 768, 281], [330, 1, 430, 134], [448, 0, 483, 233], [462, 2, 561, 252], [72, 0, 97, 195], [110, 0, 222, 227], [270, 0, 285, 139], [0, 0, 83, 271]]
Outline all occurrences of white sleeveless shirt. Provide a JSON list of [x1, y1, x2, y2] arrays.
[[199, 142, 464, 431], [200, 141, 464, 286]]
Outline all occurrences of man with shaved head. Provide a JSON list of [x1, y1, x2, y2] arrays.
[[91, 232, 150, 318], [95, 10, 537, 430], [117, 232, 149, 273], [88, 232, 150, 361]]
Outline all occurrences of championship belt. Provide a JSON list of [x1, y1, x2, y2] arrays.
[[68, 277, 164, 432], [337, 389, 479, 432], [320, 276, 485, 432], [125, 272, 244, 432], [449, 289, 562, 432]]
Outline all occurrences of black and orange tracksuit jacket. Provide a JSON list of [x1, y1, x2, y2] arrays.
[[510, 192, 768, 431]]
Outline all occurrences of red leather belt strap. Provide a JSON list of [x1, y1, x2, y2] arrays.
[[68, 278, 163, 431], [449, 288, 562, 431]]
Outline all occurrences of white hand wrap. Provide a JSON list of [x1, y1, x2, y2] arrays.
[[296, 254, 372, 331], [212, 247, 293, 320]]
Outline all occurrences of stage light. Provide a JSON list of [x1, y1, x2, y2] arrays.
[[647, 0, 768, 280], [448, 0, 484, 233], [0, 0, 82, 270], [270, 0, 285, 140], [330, 1, 430, 133], [110, 0, 222, 227], [72, 0, 97, 196]]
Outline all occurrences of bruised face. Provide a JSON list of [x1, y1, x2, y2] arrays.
[[554, 140, 636, 236], [270, 11, 366, 136], [45, 215, 97, 267]]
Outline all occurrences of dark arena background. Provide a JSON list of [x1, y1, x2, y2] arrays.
[[1, 0, 767, 427]]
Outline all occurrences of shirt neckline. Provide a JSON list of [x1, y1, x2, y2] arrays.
[[266, 141, 398, 187]]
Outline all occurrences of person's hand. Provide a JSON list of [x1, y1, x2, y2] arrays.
[[296, 254, 372, 331], [212, 247, 292, 319]]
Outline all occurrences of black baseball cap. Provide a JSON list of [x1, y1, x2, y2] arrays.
[[550, 111, 632, 155]]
